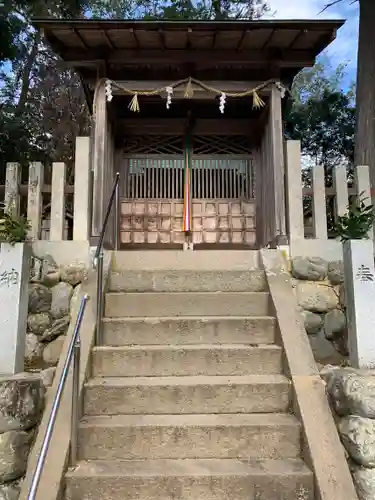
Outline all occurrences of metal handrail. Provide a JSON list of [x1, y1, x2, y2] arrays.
[[27, 294, 89, 500], [94, 172, 120, 345]]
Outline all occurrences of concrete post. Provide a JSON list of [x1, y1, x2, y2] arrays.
[[333, 164, 348, 217], [27, 162, 44, 240], [0, 243, 30, 374], [5, 163, 21, 217], [50, 162, 66, 241], [312, 165, 327, 240], [73, 137, 91, 241], [343, 239, 375, 368], [285, 141, 304, 242]]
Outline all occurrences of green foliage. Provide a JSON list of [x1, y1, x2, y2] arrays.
[[284, 60, 356, 173], [0, 205, 31, 244], [88, 0, 268, 20], [335, 193, 375, 241]]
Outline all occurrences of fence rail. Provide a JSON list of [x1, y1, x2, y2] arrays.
[[1, 137, 90, 242], [285, 140, 372, 259]]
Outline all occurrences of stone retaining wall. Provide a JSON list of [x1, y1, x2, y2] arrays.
[[0, 252, 88, 500], [290, 256, 375, 499], [0, 374, 45, 500], [289, 256, 348, 365], [323, 367, 375, 500], [26, 255, 88, 388]]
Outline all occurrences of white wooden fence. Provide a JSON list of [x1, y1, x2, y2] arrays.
[[285, 140, 372, 260], [1, 136, 372, 260], [1, 137, 91, 242]]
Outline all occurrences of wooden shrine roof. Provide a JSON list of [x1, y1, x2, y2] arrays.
[[34, 19, 344, 76]]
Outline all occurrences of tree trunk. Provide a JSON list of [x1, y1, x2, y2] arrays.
[[355, 0, 375, 195], [15, 32, 41, 116]]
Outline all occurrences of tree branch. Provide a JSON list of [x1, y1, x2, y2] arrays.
[[319, 0, 357, 14]]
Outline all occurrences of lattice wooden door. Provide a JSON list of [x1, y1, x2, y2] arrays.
[[120, 134, 256, 247]]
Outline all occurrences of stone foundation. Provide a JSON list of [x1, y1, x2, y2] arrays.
[[0, 374, 45, 499], [323, 367, 375, 500], [289, 256, 348, 365], [0, 252, 89, 500], [26, 254, 88, 378]]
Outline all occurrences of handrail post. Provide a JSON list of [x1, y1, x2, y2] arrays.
[[27, 295, 89, 500], [114, 174, 120, 251], [96, 250, 104, 346], [70, 333, 81, 467]]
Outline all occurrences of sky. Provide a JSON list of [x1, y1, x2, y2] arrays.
[[267, 0, 359, 85]]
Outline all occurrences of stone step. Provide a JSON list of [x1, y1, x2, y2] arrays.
[[105, 292, 270, 317], [109, 269, 267, 292], [65, 458, 314, 500], [91, 344, 283, 377], [112, 250, 261, 271], [77, 413, 301, 460], [102, 316, 276, 346], [84, 374, 291, 415]]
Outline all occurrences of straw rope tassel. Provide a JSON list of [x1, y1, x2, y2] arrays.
[[129, 93, 140, 112], [252, 90, 265, 109], [183, 145, 192, 232]]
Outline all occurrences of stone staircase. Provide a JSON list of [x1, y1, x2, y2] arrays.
[[65, 250, 314, 500]]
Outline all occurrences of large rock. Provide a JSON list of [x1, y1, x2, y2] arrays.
[[339, 415, 375, 467], [351, 464, 375, 500], [291, 257, 328, 281], [39, 367, 56, 387], [24, 334, 43, 369], [297, 282, 338, 313], [0, 374, 45, 433], [41, 254, 60, 287], [27, 313, 51, 336], [0, 482, 21, 500], [327, 261, 344, 285], [50, 282, 73, 319], [324, 309, 346, 340], [0, 430, 33, 482], [42, 336, 65, 366], [309, 329, 344, 365], [28, 284, 52, 314], [40, 316, 70, 343], [301, 310, 323, 335], [60, 263, 88, 286], [325, 369, 375, 418], [70, 284, 82, 316]]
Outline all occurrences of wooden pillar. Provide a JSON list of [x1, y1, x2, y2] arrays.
[[269, 84, 287, 244], [92, 81, 108, 237], [73, 137, 91, 241], [27, 162, 43, 240], [50, 162, 66, 241], [285, 141, 304, 242], [5, 163, 21, 217], [312, 165, 328, 240], [333, 164, 349, 217]]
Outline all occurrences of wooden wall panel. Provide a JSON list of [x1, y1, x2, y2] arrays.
[[120, 199, 256, 246]]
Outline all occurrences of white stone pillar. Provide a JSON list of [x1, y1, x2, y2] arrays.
[[27, 162, 44, 240], [50, 162, 66, 241], [343, 239, 375, 368], [5, 163, 21, 217], [333, 164, 348, 217], [285, 141, 304, 242], [355, 165, 373, 240], [73, 137, 91, 241], [0, 243, 30, 374], [312, 165, 327, 240]]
